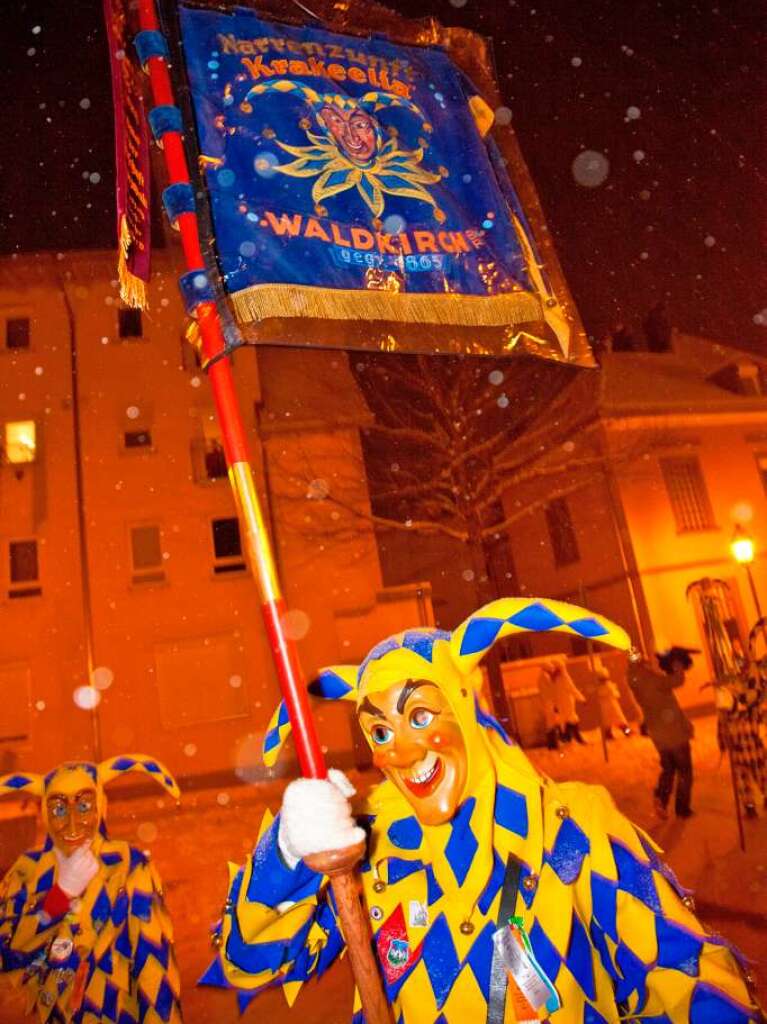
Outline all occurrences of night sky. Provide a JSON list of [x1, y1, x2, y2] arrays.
[[1, 0, 764, 349]]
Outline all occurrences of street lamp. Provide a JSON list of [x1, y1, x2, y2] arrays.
[[730, 523, 764, 623]]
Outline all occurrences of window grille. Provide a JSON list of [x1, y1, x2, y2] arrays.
[[660, 456, 715, 532]]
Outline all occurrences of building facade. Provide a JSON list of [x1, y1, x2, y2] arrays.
[[504, 330, 767, 708], [0, 250, 430, 781]]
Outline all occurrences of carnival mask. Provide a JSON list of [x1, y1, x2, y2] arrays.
[[317, 104, 377, 163], [46, 786, 99, 854], [358, 678, 467, 826]]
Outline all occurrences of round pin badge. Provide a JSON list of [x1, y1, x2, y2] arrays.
[[49, 937, 73, 963]]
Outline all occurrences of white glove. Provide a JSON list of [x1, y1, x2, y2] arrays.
[[55, 843, 100, 898], [278, 768, 366, 870]]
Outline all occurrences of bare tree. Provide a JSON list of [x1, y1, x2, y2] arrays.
[[267, 351, 664, 733]]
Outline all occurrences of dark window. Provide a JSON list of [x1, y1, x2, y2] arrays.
[[205, 440, 227, 480], [9, 540, 41, 598], [6, 318, 30, 350], [118, 307, 143, 339], [755, 454, 767, 496], [124, 429, 152, 449], [660, 456, 715, 532], [131, 525, 165, 583], [544, 498, 580, 567], [212, 518, 246, 574], [10, 540, 38, 582]]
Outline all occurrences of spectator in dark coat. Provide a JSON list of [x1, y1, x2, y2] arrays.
[[628, 646, 698, 819]]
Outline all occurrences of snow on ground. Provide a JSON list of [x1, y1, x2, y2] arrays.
[[1, 713, 764, 1022]]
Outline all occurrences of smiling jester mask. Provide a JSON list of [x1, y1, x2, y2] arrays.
[[263, 596, 630, 915]]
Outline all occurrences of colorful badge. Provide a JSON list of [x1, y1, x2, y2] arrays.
[[375, 904, 423, 986], [49, 937, 74, 963]]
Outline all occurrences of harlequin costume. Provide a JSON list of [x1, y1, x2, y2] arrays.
[[0, 755, 182, 1023], [718, 664, 767, 817], [204, 598, 764, 1023]]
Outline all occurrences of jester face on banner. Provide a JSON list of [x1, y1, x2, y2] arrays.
[[242, 81, 445, 223]]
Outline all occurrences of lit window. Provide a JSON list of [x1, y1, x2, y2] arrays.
[[4, 420, 36, 464], [130, 525, 165, 584], [9, 540, 41, 598], [544, 498, 580, 567], [118, 307, 143, 339], [660, 456, 715, 532], [6, 318, 30, 350], [124, 429, 152, 449], [212, 518, 246, 574]]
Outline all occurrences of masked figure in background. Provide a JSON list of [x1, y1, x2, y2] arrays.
[[594, 663, 632, 740], [548, 656, 586, 744], [204, 598, 762, 1024], [0, 755, 182, 1023], [717, 624, 767, 819]]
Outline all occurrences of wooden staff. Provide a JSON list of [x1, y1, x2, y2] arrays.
[[134, 2, 391, 1019]]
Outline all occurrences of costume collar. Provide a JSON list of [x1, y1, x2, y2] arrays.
[[364, 734, 545, 919]]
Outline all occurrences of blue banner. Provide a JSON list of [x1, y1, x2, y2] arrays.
[[178, 4, 570, 351]]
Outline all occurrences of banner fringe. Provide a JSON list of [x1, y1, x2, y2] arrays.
[[231, 283, 543, 329], [118, 216, 147, 310]]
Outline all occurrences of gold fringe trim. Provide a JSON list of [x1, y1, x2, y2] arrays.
[[231, 282, 543, 329], [117, 215, 148, 310]]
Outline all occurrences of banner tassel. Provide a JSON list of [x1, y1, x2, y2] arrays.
[[118, 214, 148, 310]]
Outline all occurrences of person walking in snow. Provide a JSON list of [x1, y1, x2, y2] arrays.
[[628, 646, 696, 819]]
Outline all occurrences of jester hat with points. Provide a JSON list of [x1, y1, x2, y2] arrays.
[[0, 754, 180, 841], [264, 596, 630, 766]]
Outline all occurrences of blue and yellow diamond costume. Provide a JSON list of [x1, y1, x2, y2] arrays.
[[0, 755, 183, 1023], [205, 598, 763, 1023]]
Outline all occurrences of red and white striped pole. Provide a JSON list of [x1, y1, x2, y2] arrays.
[[134, 3, 391, 1020], [136, 0, 323, 780]]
